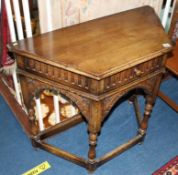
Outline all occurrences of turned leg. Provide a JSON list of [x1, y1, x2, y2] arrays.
[[87, 101, 102, 172], [28, 109, 39, 149], [28, 108, 39, 141], [88, 133, 98, 161], [138, 95, 153, 138], [87, 131, 100, 172]]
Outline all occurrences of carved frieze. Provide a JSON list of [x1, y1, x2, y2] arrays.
[[17, 55, 163, 96]]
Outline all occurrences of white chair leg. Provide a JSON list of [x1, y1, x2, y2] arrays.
[[35, 97, 44, 131], [22, 0, 32, 38], [12, 0, 24, 40], [53, 94, 60, 124], [12, 71, 22, 106], [162, 0, 172, 29]]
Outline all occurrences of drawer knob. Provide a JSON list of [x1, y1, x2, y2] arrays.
[[134, 68, 143, 76]]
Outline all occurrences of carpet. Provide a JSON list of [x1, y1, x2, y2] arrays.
[[153, 156, 178, 175]]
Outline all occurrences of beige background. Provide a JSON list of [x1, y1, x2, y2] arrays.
[[38, 0, 163, 33]]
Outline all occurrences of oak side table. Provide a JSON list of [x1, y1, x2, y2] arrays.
[[8, 6, 172, 172]]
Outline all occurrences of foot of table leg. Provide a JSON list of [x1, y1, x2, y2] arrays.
[[87, 126, 102, 172], [88, 133, 98, 161], [137, 128, 146, 144], [31, 137, 38, 149], [139, 96, 153, 142], [87, 133, 97, 174], [87, 132, 98, 172], [87, 160, 97, 173]]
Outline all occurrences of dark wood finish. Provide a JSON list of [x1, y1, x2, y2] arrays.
[[96, 134, 143, 168], [158, 90, 178, 112], [37, 114, 83, 140], [35, 140, 88, 168], [6, 6, 172, 172]]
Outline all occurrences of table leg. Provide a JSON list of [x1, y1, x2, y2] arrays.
[[87, 101, 102, 171], [139, 95, 153, 137]]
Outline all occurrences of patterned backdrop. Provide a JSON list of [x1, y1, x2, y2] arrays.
[[38, 0, 163, 33]]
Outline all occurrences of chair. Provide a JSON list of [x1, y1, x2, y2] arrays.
[[158, 0, 178, 112], [158, 48, 178, 112]]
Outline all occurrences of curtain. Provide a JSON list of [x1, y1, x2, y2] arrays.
[[0, 0, 14, 70]]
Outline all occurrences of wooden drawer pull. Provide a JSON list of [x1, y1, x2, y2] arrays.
[[134, 68, 143, 76]]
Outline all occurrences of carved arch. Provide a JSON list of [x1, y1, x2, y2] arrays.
[[102, 83, 153, 120], [26, 79, 91, 122]]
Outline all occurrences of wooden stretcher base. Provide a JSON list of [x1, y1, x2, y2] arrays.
[[0, 75, 146, 172]]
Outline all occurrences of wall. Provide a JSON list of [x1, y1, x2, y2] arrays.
[[38, 0, 163, 33]]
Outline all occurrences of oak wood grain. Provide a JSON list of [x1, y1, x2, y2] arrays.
[[9, 6, 171, 79]]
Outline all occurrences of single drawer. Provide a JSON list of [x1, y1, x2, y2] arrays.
[[103, 56, 164, 92]]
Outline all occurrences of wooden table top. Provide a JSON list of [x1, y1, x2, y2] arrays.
[[10, 6, 172, 79]]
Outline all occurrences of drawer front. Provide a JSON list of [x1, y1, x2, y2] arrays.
[[102, 56, 164, 92]]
